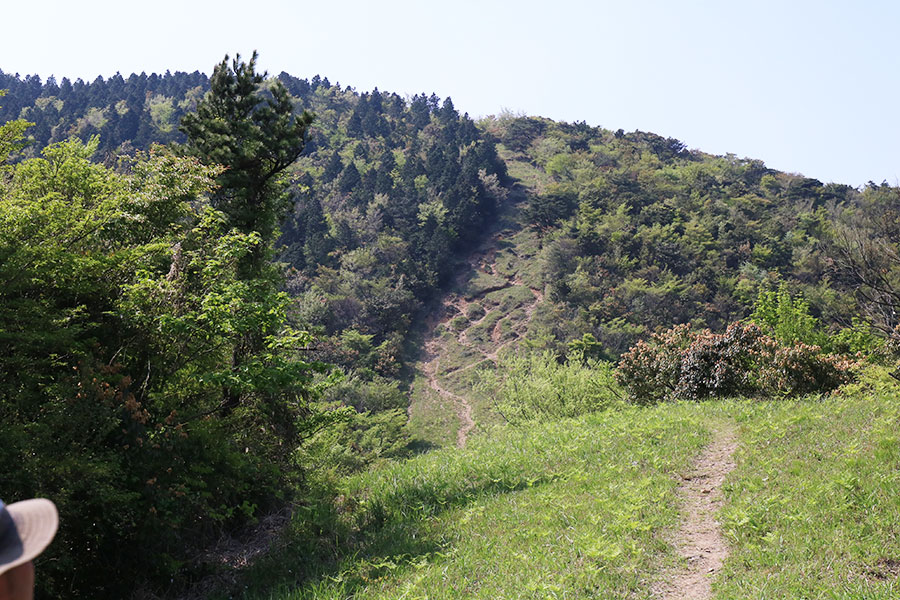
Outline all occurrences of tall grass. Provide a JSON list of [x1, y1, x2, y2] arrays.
[[476, 351, 622, 424]]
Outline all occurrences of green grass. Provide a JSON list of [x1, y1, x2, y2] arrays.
[[460, 270, 509, 300], [405, 374, 459, 449], [484, 284, 535, 312], [234, 368, 900, 599], [436, 334, 483, 376], [443, 364, 504, 435], [406, 150, 546, 452], [392, 139, 900, 597], [714, 369, 900, 599], [240, 404, 711, 599], [465, 310, 503, 344], [500, 147, 552, 192]]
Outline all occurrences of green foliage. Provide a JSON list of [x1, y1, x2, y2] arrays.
[[2, 68, 510, 400], [750, 284, 884, 356], [299, 374, 410, 476], [181, 52, 314, 246], [8, 66, 900, 599], [0, 72, 207, 153], [616, 322, 854, 403], [525, 184, 577, 231], [489, 116, 873, 359], [717, 375, 900, 597], [829, 317, 882, 355], [567, 332, 606, 361], [275, 81, 508, 388], [0, 138, 329, 597], [750, 283, 824, 346], [147, 94, 175, 132], [827, 183, 900, 336], [0, 90, 31, 168], [476, 351, 622, 424]]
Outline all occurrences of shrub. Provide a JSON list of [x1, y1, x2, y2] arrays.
[[613, 324, 695, 405], [829, 318, 883, 356], [616, 322, 853, 403], [0, 140, 334, 597], [476, 351, 622, 424], [466, 303, 486, 320], [750, 283, 825, 346], [674, 323, 765, 400], [450, 314, 469, 331]]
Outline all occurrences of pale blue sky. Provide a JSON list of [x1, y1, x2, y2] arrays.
[[3, 0, 898, 187]]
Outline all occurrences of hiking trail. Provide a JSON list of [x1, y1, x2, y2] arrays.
[[655, 422, 738, 599], [411, 185, 544, 448]]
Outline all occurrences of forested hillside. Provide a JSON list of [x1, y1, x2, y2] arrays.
[[0, 68, 889, 360], [0, 63, 511, 597], [3, 62, 900, 599], [483, 115, 883, 357], [0, 66, 510, 465]]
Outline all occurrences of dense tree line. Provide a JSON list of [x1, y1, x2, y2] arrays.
[[0, 69, 210, 155], [0, 66, 510, 464], [0, 69, 508, 359], [276, 76, 507, 356], [269, 76, 509, 471]]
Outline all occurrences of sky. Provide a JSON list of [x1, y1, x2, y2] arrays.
[[2, 0, 898, 187]]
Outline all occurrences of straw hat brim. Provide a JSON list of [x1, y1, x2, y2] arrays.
[[0, 499, 59, 576]]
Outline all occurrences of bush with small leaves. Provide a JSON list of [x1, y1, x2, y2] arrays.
[[616, 322, 853, 403], [614, 324, 694, 404]]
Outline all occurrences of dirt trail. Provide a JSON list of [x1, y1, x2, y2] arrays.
[[417, 227, 543, 448], [655, 423, 738, 600], [421, 336, 476, 448]]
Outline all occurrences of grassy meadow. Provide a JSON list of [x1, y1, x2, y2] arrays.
[[239, 402, 710, 599], [230, 367, 900, 600], [715, 369, 900, 599]]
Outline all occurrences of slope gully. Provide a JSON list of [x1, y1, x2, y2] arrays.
[[418, 241, 542, 448]]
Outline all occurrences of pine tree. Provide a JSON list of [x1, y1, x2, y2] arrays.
[[179, 52, 315, 414], [180, 52, 314, 255], [323, 149, 343, 182]]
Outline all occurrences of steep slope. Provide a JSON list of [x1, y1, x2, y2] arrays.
[[407, 172, 548, 447], [478, 115, 870, 360]]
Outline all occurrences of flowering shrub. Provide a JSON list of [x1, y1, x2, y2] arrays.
[[760, 342, 854, 397], [616, 322, 853, 403], [614, 324, 693, 405]]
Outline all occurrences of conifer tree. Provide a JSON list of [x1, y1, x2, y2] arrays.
[[180, 51, 313, 262], [179, 52, 315, 413]]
